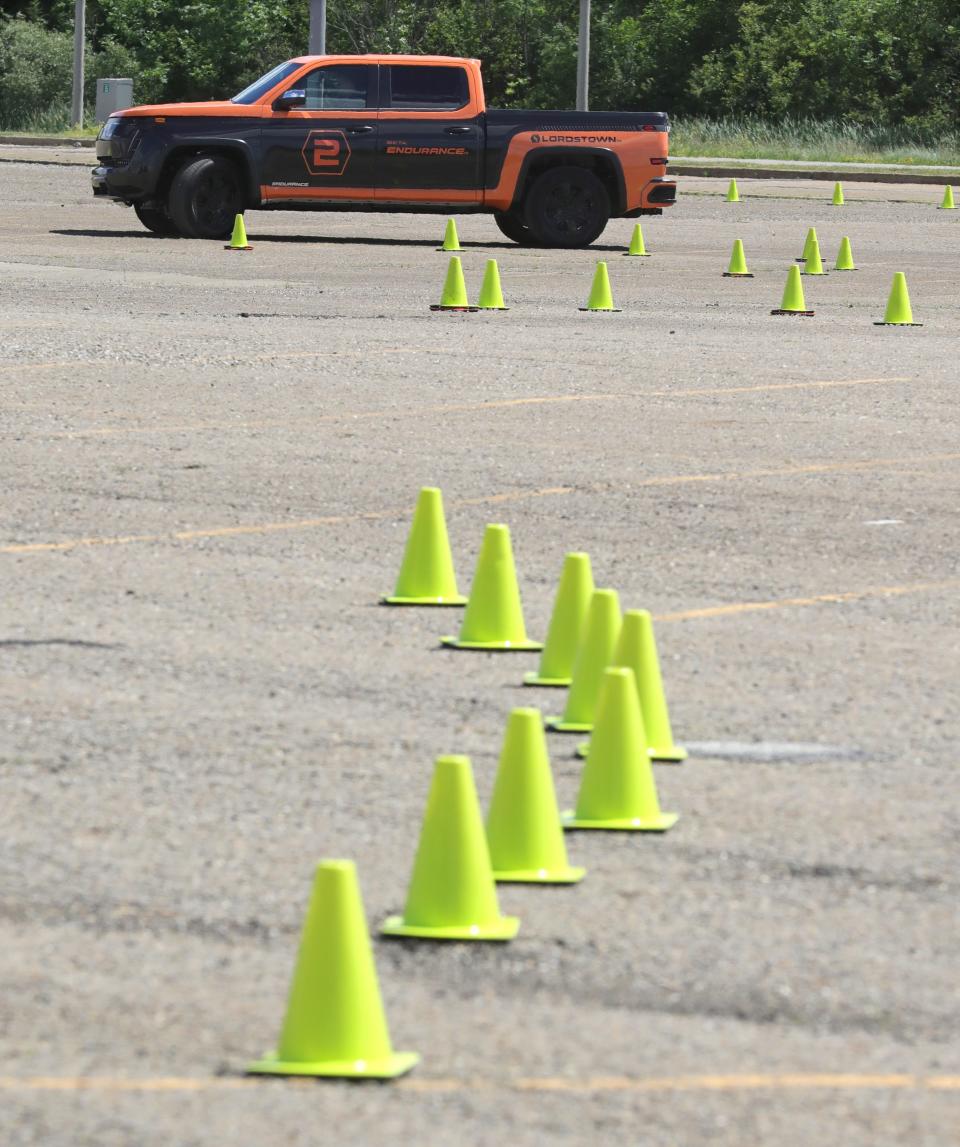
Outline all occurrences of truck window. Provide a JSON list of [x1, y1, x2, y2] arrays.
[[302, 64, 371, 110], [388, 66, 469, 111], [232, 60, 301, 104]]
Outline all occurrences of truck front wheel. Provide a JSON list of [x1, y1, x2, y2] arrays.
[[167, 155, 244, 240], [133, 202, 181, 237], [524, 166, 610, 248], [493, 210, 542, 247]]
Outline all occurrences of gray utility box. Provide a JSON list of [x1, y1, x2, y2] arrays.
[[95, 78, 135, 123]]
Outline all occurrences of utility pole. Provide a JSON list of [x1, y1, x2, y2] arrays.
[[576, 0, 590, 111], [71, 0, 85, 126], [309, 0, 327, 55]]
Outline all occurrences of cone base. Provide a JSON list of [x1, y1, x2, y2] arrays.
[[771, 309, 815, 316], [381, 914, 519, 941], [623, 252, 651, 257], [437, 246, 462, 252], [574, 740, 687, 762], [578, 307, 622, 313], [545, 717, 592, 733], [801, 270, 828, 276], [224, 244, 253, 251], [723, 272, 753, 277], [493, 865, 586, 885], [561, 809, 678, 832], [477, 306, 509, 311], [874, 321, 923, 327], [247, 1051, 419, 1079], [381, 594, 467, 606], [937, 206, 957, 210], [441, 636, 543, 652], [523, 671, 572, 687], [834, 267, 857, 272], [430, 305, 479, 313]]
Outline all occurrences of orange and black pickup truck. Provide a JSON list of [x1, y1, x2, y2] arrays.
[[93, 54, 674, 247]]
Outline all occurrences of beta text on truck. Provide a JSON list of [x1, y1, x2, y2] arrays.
[[93, 55, 675, 248]]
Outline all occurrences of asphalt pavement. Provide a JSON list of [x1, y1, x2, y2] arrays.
[[0, 154, 957, 1146]]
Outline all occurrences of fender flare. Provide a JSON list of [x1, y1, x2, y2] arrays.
[[509, 147, 626, 215]]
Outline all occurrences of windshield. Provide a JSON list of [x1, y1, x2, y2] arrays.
[[232, 61, 302, 105]]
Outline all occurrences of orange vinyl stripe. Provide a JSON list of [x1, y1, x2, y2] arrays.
[[260, 185, 479, 203]]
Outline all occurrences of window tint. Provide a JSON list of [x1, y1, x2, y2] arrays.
[[302, 65, 370, 110], [389, 66, 469, 111]]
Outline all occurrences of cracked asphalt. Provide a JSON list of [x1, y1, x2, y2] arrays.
[[0, 152, 957, 1146]]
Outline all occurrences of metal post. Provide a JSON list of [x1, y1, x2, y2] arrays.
[[309, 0, 327, 55], [576, 0, 590, 111], [71, 0, 85, 126]]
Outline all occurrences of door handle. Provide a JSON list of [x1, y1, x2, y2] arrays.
[[445, 126, 472, 135], [349, 125, 375, 134]]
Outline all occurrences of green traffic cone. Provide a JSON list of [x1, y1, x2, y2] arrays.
[[441, 524, 542, 651], [382, 756, 520, 940], [832, 181, 845, 206], [431, 256, 474, 311], [248, 860, 419, 1078], [486, 709, 585, 884], [939, 186, 957, 210], [723, 238, 752, 277], [524, 552, 595, 687], [874, 272, 922, 327], [579, 261, 620, 312], [224, 214, 252, 251], [547, 588, 621, 733], [438, 217, 461, 251], [477, 259, 508, 310], [834, 236, 857, 271], [624, 222, 651, 256], [801, 230, 827, 275], [771, 265, 813, 316], [563, 667, 678, 832], [796, 227, 816, 263], [382, 486, 467, 606], [725, 179, 741, 203]]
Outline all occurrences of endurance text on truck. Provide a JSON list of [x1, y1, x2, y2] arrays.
[[92, 55, 676, 248]]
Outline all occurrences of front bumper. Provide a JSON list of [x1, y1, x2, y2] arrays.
[[91, 163, 151, 203]]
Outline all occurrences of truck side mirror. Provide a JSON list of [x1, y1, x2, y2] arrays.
[[273, 89, 307, 111]]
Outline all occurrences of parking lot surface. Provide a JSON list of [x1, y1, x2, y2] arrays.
[[1, 154, 957, 1146]]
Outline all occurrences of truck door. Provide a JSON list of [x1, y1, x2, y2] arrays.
[[260, 63, 378, 203], [377, 63, 481, 203]]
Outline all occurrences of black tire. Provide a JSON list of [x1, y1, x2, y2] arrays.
[[167, 155, 244, 240], [523, 165, 610, 248], [493, 210, 542, 247], [133, 201, 181, 237]]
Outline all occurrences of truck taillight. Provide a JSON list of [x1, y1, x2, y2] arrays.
[[650, 157, 669, 165]]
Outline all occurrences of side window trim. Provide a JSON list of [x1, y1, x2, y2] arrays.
[[297, 62, 379, 112], [382, 64, 471, 112]]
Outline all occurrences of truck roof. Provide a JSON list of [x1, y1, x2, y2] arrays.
[[289, 54, 481, 67]]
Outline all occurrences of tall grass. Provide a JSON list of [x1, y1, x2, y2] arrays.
[[0, 101, 98, 135], [671, 116, 960, 167]]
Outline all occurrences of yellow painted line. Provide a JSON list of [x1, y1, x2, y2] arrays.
[[0, 1073, 956, 1095], [0, 451, 955, 556], [656, 579, 960, 622], [36, 375, 910, 439]]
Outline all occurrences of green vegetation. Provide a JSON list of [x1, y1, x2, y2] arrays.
[[2, 0, 959, 166]]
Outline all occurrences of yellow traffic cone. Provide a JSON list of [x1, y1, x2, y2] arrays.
[[248, 860, 419, 1078], [562, 667, 678, 832], [382, 756, 520, 940], [725, 178, 741, 203], [723, 238, 753, 277], [382, 486, 467, 606], [832, 181, 845, 206], [441, 524, 542, 650], [524, 552, 595, 687], [477, 259, 508, 310], [874, 272, 922, 327], [431, 256, 476, 312], [438, 217, 461, 251], [801, 230, 827, 275], [796, 227, 816, 264], [547, 588, 621, 732], [224, 214, 252, 251], [834, 236, 857, 271], [579, 261, 620, 312], [624, 222, 651, 256], [577, 608, 687, 763], [771, 265, 814, 316], [486, 709, 585, 884], [939, 186, 957, 210]]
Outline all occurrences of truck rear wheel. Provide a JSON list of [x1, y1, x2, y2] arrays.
[[134, 202, 181, 237], [167, 155, 243, 240], [524, 166, 610, 248], [493, 210, 542, 247]]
